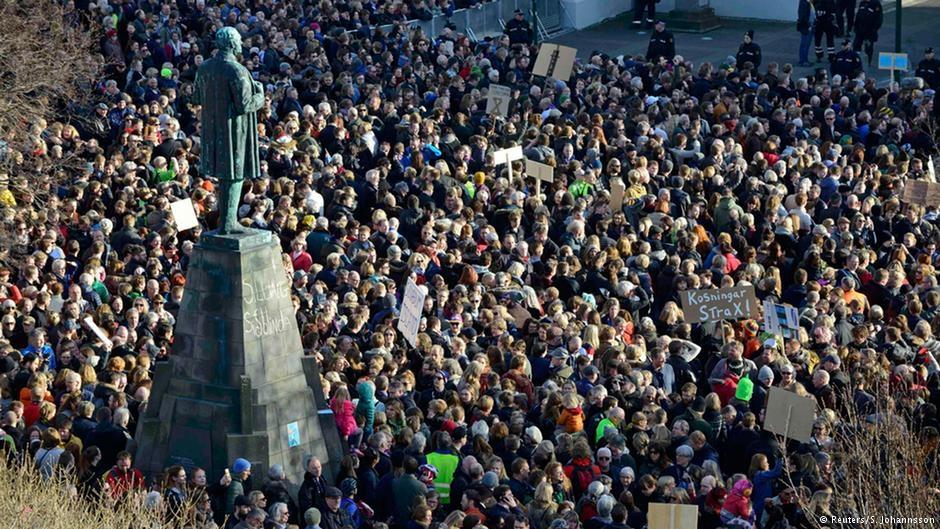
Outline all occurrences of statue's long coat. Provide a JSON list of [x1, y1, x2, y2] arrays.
[[192, 54, 263, 182]]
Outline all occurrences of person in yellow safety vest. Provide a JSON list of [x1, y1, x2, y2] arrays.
[[424, 433, 460, 505]]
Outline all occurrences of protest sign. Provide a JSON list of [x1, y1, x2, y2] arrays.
[[902, 180, 940, 207], [83, 316, 113, 350], [609, 177, 626, 212], [533, 43, 577, 81], [764, 300, 800, 338], [680, 285, 760, 324], [525, 159, 554, 182], [763, 386, 816, 442], [486, 84, 512, 117], [398, 278, 426, 347], [493, 146, 524, 180], [170, 198, 199, 231], [648, 503, 698, 529]]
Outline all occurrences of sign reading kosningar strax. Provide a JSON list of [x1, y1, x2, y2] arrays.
[[680, 285, 760, 324]]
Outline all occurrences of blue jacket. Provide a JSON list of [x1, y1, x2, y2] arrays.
[[752, 458, 784, 521]]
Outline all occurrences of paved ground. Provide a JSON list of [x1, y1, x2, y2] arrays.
[[553, 0, 940, 82]]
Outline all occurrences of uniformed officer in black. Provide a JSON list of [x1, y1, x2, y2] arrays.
[[837, 0, 857, 37], [736, 30, 762, 70], [832, 39, 863, 79], [646, 20, 676, 63], [852, 0, 883, 66], [814, 0, 840, 62], [504, 9, 533, 46], [916, 47, 940, 89]]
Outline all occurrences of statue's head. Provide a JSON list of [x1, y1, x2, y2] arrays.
[[216, 27, 242, 55]]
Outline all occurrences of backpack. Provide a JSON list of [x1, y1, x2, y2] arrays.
[[569, 463, 598, 497]]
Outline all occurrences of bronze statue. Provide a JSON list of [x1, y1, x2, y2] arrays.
[[192, 27, 264, 234]]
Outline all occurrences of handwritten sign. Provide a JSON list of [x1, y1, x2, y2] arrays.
[[680, 285, 760, 324], [398, 278, 426, 347], [170, 198, 199, 231], [533, 43, 577, 81], [648, 503, 698, 529], [486, 84, 512, 117], [763, 387, 816, 442]]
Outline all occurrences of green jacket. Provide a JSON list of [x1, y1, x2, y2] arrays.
[[392, 473, 427, 522], [225, 477, 245, 514]]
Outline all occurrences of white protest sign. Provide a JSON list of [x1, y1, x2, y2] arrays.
[[525, 159, 554, 182], [492, 146, 524, 180], [486, 84, 512, 117], [398, 278, 427, 347], [170, 198, 199, 231], [83, 315, 113, 350]]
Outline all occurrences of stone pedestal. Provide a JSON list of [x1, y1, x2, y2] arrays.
[[135, 230, 342, 486], [668, 0, 722, 33]]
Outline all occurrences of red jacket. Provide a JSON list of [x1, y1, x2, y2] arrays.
[[104, 465, 145, 498]]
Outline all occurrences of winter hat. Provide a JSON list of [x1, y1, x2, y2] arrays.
[[735, 377, 754, 402], [758, 366, 775, 383], [481, 471, 499, 489], [745, 30, 754, 40], [232, 458, 251, 474]]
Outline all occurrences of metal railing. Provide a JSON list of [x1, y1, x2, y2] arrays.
[[346, 0, 562, 40]]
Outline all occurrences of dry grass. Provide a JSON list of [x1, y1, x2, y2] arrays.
[[0, 461, 164, 529]]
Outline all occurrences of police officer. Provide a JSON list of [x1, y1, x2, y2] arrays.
[[504, 9, 533, 46], [832, 38, 863, 79], [815, 0, 840, 62], [736, 30, 762, 70], [837, 0, 857, 37], [646, 20, 675, 63], [853, 0, 882, 66], [916, 47, 940, 90], [633, 0, 658, 29]]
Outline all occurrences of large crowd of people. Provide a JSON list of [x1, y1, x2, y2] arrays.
[[1, 1, 940, 529]]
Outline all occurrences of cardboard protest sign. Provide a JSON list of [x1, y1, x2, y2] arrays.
[[533, 43, 577, 81], [486, 84, 512, 117], [764, 300, 800, 338], [398, 278, 426, 347], [525, 159, 554, 182], [902, 180, 940, 207], [763, 386, 816, 442], [680, 285, 760, 324], [648, 503, 698, 529], [83, 316, 113, 350], [170, 198, 199, 231], [609, 177, 626, 212]]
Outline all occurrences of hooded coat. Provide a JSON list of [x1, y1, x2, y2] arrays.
[[356, 381, 376, 437]]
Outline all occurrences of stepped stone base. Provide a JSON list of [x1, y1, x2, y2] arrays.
[[135, 229, 342, 486]]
